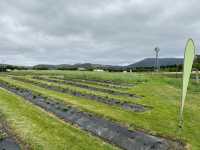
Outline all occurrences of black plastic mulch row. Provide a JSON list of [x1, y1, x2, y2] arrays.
[[52, 77, 131, 90], [12, 77, 149, 112], [33, 76, 140, 98], [0, 82, 184, 150]]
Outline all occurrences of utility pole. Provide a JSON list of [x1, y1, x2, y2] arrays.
[[154, 47, 160, 72]]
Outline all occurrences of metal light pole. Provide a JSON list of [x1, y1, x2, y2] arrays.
[[154, 47, 160, 72]]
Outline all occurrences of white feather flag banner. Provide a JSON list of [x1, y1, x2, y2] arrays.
[[179, 39, 195, 127]]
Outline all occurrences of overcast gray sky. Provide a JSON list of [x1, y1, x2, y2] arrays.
[[0, 0, 200, 66]]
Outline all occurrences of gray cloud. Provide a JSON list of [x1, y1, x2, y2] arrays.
[[0, 0, 200, 66]]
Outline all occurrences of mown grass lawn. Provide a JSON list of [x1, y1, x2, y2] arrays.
[[1, 70, 200, 149]]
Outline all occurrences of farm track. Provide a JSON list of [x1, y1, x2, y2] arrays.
[[12, 77, 149, 112], [0, 115, 21, 150], [33, 76, 140, 98], [52, 77, 131, 90], [0, 81, 184, 150]]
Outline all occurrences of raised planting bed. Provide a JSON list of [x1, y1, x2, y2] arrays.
[[12, 77, 149, 112], [0, 81, 185, 150], [33, 76, 140, 98]]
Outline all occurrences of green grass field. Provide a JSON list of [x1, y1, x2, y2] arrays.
[[0, 84, 118, 150], [0, 70, 199, 150]]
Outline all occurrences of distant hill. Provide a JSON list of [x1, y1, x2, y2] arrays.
[[3, 56, 200, 72], [25, 58, 186, 71], [33, 64, 57, 70], [127, 58, 184, 68], [32, 63, 123, 71]]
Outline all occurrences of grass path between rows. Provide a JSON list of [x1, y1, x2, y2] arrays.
[[43, 76, 131, 91], [23, 76, 140, 103], [0, 87, 118, 150]]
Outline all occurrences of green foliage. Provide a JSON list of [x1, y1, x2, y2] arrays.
[[0, 129, 7, 141]]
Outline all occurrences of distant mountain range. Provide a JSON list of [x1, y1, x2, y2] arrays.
[[2, 57, 198, 71], [32, 63, 123, 70], [31, 58, 185, 70], [127, 58, 184, 68]]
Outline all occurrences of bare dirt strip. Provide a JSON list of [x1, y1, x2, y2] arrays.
[[0, 81, 185, 150], [12, 77, 149, 112], [33, 76, 140, 98]]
